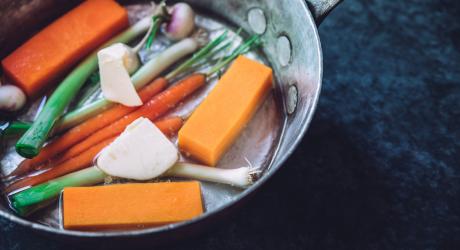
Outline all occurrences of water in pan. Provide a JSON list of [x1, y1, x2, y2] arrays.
[[0, 4, 283, 230]]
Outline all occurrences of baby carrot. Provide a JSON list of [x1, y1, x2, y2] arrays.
[[5, 117, 184, 194], [6, 137, 114, 194], [71, 74, 205, 148], [43, 74, 205, 165]]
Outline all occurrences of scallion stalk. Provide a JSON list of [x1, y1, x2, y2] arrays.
[[73, 71, 101, 109], [10, 162, 257, 213], [165, 31, 228, 79], [10, 167, 106, 208], [15, 17, 153, 158]]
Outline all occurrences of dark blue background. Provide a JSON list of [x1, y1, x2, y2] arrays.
[[1, 0, 459, 249]]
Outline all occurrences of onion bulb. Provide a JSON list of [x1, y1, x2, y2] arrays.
[[0, 85, 26, 111], [163, 3, 196, 41]]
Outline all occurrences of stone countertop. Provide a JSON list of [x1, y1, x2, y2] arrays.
[[1, 0, 459, 249]]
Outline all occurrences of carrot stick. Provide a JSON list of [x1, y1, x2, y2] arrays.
[[5, 117, 184, 194], [9, 78, 168, 178]]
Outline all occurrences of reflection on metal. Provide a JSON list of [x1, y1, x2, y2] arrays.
[[248, 8, 266, 34], [276, 35, 291, 67]]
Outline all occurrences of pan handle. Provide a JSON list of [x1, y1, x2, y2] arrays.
[[304, 0, 343, 25]]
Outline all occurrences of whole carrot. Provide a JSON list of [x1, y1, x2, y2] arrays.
[[41, 115, 184, 171], [11, 74, 202, 179], [10, 78, 168, 178], [59, 73, 205, 152], [5, 116, 184, 194]]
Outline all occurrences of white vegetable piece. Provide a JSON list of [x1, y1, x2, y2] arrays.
[[164, 3, 196, 41], [98, 43, 142, 107], [0, 85, 27, 111], [96, 117, 179, 180]]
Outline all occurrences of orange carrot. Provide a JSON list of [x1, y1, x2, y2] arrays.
[[63, 182, 203, 230], [1, 0, 128, 98], [5, 117, 184, 194], [10, 73, 203, 179], [59, 74, 205, 153], [11, 78, 168, 177]]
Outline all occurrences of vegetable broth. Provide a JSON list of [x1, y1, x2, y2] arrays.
[[0, 4, 283, 230]]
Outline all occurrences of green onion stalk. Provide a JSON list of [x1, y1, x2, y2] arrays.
[[73, 71, 101, 109], [10, 167, 106, 216], [0, 121, 30, 138], [9, 34, 261, 215], [15, 17, 154, 158]]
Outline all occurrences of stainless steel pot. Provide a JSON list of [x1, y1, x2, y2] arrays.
[[0, 0, 341, 244]]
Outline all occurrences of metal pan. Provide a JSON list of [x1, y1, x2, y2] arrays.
[[0, 0, 341, 245]]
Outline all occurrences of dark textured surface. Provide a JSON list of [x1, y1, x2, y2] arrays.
[[1, 0, 460, 249]]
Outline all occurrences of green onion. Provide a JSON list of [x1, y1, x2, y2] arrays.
[[57, 37, 204, 131], [144, 1, 169, 50], [15, 17, 153, 158], [146, 15, 163, 49], [10, 162, 256, 213], [1, 121, 30, 138], [207, 35, 261, 76], [165, 31, 228, 79], [73, 70, 101, 109], [10, 167, 106, 209]]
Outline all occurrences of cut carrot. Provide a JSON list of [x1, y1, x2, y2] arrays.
[[1, 0, 128, 98], [63, 182, 203, 230], [5, 117, 183, 194], [178, 56, 273, 166], [12, 78, 168, 177]]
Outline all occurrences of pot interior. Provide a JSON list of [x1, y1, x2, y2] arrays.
[[0, 0, 321, 237]]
